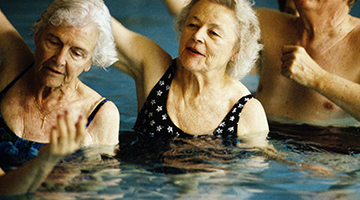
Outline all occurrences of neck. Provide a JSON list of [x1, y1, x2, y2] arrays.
[[174, 60, 231, 98], [297, 4, 351, 38], [28, 70, 80, 104]]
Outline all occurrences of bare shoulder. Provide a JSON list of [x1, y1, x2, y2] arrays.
[[77, 83, 120, 145], [236, 98, 269, 148], [237, 98, 269, 134], [255, 8, 286, 23], [255, 8, 297, 33], [87, 98, 120, 146]]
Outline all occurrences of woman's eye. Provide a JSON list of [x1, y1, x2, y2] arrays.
[[71, 49, 86, 59], [73, 51, 83, 58], [188, 23, 197, 27], [210, 31, 220, 37]]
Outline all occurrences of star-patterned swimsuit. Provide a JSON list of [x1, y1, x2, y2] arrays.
[[133, 59, 254, 139]]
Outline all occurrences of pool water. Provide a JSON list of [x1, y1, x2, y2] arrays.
[[2, 0, 360, 199]]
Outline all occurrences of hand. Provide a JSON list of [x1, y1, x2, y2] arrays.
[[280, 45, 326, 88], [40, 111, 86, 161]]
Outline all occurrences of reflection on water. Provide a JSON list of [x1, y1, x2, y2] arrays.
[[15, 125, 356, 199]]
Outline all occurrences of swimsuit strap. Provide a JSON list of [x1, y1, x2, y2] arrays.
[[86, 98, 108, 127], [0, 64, 33, 99]]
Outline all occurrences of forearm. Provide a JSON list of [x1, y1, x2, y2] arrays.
[[312, 71, 360, 121], [162, 0, 189, 15], [0, 154, 61, 195]]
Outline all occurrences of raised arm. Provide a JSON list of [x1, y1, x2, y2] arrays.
[[111, 17, 172, 110], [162, 0, 190, 16], [0, 112, 86, 195], [0, 10, 33, 91]]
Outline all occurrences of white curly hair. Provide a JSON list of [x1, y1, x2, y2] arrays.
[[31, 0, 118, 68]]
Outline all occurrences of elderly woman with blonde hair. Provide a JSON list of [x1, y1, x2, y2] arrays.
[[112, 0, 268, 145]]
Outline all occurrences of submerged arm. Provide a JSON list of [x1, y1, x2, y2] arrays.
[[0, 113, 85, 195]]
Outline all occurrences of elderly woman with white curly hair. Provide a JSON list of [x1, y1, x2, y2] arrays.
[[112, 0, 268, 145], [0, 0, 119, 195]]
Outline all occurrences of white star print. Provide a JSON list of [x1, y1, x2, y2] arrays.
[[159, 81, 165, 86], [150, 120, 155, 126], [156, 126, 163, 132], [230, 116, 235, 121], [151, 100, 156, 105], [219, 122, 226, 127], [157, 90, 163, 96], [167, 126, 173, 133], [156, 106, 163, 112], [148, 112, 153, 118]]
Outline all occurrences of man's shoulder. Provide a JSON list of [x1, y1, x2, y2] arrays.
[[255, 8, 297, 32]]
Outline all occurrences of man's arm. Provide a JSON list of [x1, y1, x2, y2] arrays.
[[281, 45, 360, 121]]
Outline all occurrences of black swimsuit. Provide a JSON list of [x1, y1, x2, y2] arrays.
[[133, 59, 254, 139], [0, 66, 108, 173]]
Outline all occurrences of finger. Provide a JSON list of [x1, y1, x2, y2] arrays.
[[281, 45, 303, 54], [280, 51, 296, 62], [281, 62, 293, 78], [64, 110, 76, 141], [50, 126, 59, 146], [282, 45, 297, 54], [57, 114, 67, 144], [75, 115, 86, 144]]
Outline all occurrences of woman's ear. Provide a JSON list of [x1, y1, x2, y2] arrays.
[[84, 64, 91, 72], [231, 51, 239, 61]]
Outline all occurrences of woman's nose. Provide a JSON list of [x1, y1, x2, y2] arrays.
[[193, 28, 205, 43], [53, 47, 67, 66]]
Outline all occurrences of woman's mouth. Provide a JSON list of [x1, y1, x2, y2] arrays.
[[46, 66, 63, 75], [187, 47, 204, 56]]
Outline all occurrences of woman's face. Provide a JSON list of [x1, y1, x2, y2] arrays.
[[34, 24, 98, 88], [178, 0, 239, 75]]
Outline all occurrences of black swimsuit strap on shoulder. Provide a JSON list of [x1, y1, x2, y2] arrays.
[[86, 98, 108, 127], [0, 64, 32, 99]]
